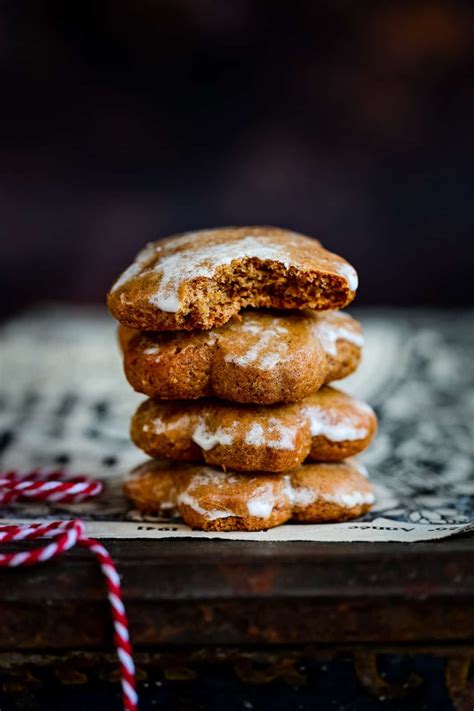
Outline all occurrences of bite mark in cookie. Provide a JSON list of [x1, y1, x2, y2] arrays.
[[108, 227, 358, 330]]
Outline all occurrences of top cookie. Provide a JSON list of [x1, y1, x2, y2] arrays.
[[107, 226, 358, 330]]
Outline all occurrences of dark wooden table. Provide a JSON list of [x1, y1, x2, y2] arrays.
[[0, 536, 473, 709]]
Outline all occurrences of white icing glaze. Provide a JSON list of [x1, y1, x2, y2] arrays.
[[291, 487, 316, 506], [189, 469, 240, 487], [322, 488, 375, 508], [303, 406, 368, 442], [246, 484, 278, 518], [245, 422, 265, 446], [283, 477, 316, 506], [312, 315, 364, 356], [266, 418, 297, 450], [148, 414, 190, 436], [143, 345, 160, 356], [177, 467, 241, 520], [334, 262, 358, 292], [143, 420, 164, 435], [353, 400, 375, 416], [225, 321, 289, 371], [285, 466, 373, 510], [148, 410, 298, 454], [177, 490, 236, 520], [192, 417, 296, 452], [191, 421, 235, 450], [259, 351, 283, 370], [188, 416, 297, 452], [240, 321, 261, 334], [148, 235, 291, 313]]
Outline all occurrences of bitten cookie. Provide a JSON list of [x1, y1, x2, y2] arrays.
[[120, 309, 363, 404], [131, 386, 377, 472], [124, 459, 374, 531], [108, 226, 358, 331]]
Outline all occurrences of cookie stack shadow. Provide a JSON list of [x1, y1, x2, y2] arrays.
[[108, 227, 377, 531]]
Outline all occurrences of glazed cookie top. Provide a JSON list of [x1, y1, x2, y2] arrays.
[[131, 385, 377, 472], [120, 309, 364, 404], [107, 227, 358, 330]]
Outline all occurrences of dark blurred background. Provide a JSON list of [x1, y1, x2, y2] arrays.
[[1, 0, 473, 319]]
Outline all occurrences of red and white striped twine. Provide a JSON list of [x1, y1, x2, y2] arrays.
[[0, 469, 103, 504], [0, 472, 138, 711]]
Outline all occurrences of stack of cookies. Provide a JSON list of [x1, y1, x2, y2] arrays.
[[108, 227, 377, 531]]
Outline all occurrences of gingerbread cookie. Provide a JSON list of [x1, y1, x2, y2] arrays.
[[124, 459, 374, 531], [122, 462, 179, 517], [107, 227, 358, 331], [130, 386, 377, 472], [120, 309, 363, 404]]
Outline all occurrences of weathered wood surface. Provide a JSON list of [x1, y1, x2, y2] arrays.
[[0, 537, 472, 650]]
